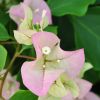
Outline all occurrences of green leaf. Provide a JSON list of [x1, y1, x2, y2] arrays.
[[57, 16, 75, 50], [84, 69, 100, 84], [20, 45, 36, 58], [48, 0, 96, 16], [0, 45, 7, 69], [0, 23, 11, 41], [44, 25, 58, 35], [72, 7, 100, 70], [10, 90, 38, 100], [96, 0, 100, 3], [20, 45, 33, 54], [0, 10, 10, 25]]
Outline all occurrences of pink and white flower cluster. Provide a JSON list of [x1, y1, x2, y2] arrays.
[[8, 0, 100, 100]]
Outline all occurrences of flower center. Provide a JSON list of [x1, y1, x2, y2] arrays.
[[43, 65, 46, 68], [42, 46, 51, 55], [57, 60, 61, 63]]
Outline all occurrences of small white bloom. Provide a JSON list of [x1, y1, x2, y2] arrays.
[[42, 46, 51, 55], [43, 65, 46, 68], [57, 60, 61, 63]]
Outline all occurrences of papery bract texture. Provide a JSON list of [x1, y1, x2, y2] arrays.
[[32, 32, 85, 78], [13, 4, 37, 45], [38, 73, 92, 100], [83, 92, 100, 100], [21, 32, 85, 96], [48, 73, 92, 99], [0, 70, 20, 100], [14, 30, 37, 45], [63, 92, 100, 100], [21, 60, 64, 96], [9, 0, 52, 25]]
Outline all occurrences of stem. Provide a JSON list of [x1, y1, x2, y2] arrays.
[[17, 55, 36, 60], [0, 45, 20, 99], [0, 41, 17, 45]]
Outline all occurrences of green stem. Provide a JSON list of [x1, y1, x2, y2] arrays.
[[17, 55, 36, 60], [0, 41, 17, 45]]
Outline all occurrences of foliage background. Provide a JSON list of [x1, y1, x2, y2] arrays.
[[0, 0, 100, 99]]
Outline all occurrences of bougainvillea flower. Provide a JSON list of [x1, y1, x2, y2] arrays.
[[13, 4, 48, 45], [13, 4, 37, 45], [48, 74, 80, 98], [32, 32, 84, 78], [62, 63, 93, 100], [9, 0, 52, 26], [0, 70, 20, 99], [38, 63, 93, 100], [38, 73, 92, 100], [21, 32, 84, 96], [18, 3, 33, 30]]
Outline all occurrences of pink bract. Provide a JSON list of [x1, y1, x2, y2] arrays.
[[21, 32, 85, 96], [0, 71, 20, 99], [9, 0, 52, 25], [63, 92, 100, 100], [83, 92, 100, 100]]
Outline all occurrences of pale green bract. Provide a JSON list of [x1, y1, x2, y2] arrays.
[[48, 73, 79, 98], [13, 4, 37, 45], [19, 4, 33, 30], [13, 4, 50, 45], [48, 77, 68, 97], [79, 62, 93, 78], [38, 73, 80, 100]]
